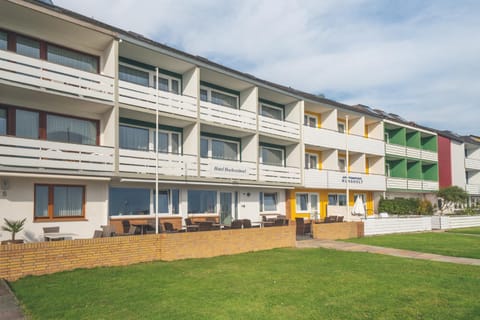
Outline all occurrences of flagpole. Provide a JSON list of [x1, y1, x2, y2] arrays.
[[155, 67, 159, 234], [345, 115, 350, 221]]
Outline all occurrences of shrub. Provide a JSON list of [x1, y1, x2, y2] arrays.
[[378, 197, 420, 215], [418, 199, 433, 215]]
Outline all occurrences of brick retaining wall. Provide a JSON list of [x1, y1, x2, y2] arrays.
[[0, 226, 295, 281], [311, 222, 364, 240]]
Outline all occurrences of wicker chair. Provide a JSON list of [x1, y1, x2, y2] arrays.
[[93, 230, 103, 238]]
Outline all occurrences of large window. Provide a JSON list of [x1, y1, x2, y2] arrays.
[[260, 145, 284, 166], [47, 45, 98, 73], [34, 184, 85, 220], [119, 124, 181, 153], [201, 136, 239, 161], [261, 103, 283, 121], [304, 114, 318, 128], [154, 189, 180, 214], [0, 31, 7, 50], [0, 108, 6, 135], [296, 193, 319, 213], [305, 153, 318, 169], [16, 109, 39, 139], [119, 125, 149, 151], [109, 187, 180, 216], [328, 194, 347, 206], [120, 62, 181, 94], [260, 192, 278, 212], [155, 131, 180, 154], [119, 64, 149, 87], [188, 190, 217, 214], [155, 75, 180, 94], [47, 114, 97, 145], [200, 86, 238, 109], [16, 35, 40, 59]]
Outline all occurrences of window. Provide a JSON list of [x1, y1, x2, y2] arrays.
[[296, 193, 319, 213], [261, 103, 283, 121], [155, 75, 180, 94], [0, 31, 6, 50], [154, 131, 181, 154], [0, 108, 6, 135], [328, 194, 347, 206], [260, 192, 278, 212], [338, 122, 345, 133], [119, 125, 149, 151], [305, 153, 318, 169], [338, 157, 346, 171], [34, 184, 85, 220], [200, 86, 238, 109], [154, 189, 180, 214], [16, 35, 40, 59], [304, 114, 317, 128], [201, 136, 239, 161], [109, 187, 150, 216], [119, 64, 149, 87], [47, 44, 98, 73], [188, 190, 217, 214], [260, 145, 284, 166], [385, 163, 391, 177], [16, 109, 39, 139], [384, 132, 389, 143], [47, 114, 97, 145]]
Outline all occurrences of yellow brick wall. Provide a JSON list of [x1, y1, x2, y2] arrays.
[[0, 226, 296, 281], [311, 222, 364, 240]]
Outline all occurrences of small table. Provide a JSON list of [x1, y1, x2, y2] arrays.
[[43, 233, 78, 241]]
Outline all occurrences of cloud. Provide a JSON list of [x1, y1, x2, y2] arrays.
[[54, 0, 480, 135]]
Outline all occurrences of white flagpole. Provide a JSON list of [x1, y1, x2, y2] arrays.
[[345, 115, 350, 221], [155, 67, 159, 234]]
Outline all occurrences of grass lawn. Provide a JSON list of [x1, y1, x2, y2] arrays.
[[11, 248, 480, 320], [447, 227, 480, 235], [348, 232, 480, 259]]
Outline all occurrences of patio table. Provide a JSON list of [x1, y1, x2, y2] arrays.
[[43, 233, 78, 241], [132, 223, 151, 235]]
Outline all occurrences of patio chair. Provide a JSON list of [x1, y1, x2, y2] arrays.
[[93, 230, 103, 238], [274, 218, 285, 227], [198, 221, 213, 231], [296, 218, 306, 236], [206, 217, 218, 223], [163, 222, 178, 233], [325, 216, 337, 223], [43, 226, 63, 241], [242, 219, 253, 229], [336, 216, 344, 222], [121, 220, 131, 234], [102, 225, 117, 237], [185, 218, 199, 232], [230, 220, 243, 229]]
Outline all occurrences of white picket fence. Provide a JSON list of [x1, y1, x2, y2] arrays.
[[363, 215, 480, 236]]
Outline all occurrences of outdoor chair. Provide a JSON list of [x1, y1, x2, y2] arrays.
[[242, 219, 253, 228], [93, 230, 103, 238], [336, 216, 344, 222], [102, 225, 117, 237], [163, 222, 178, 233], [324, 216, 337, 223], [230, 220, 243, 229], [274, 218, 285, 226], [185, 218, 199, 232], [198, 221, 214, 231], [121, 220, 131, 234], [43, 226, 63, 241], [296, 218, 310, 236], [206, 217, 218, 223]]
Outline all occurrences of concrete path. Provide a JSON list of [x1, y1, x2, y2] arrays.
[[297, 239, 480, 266], [0, 279, 24, 320]]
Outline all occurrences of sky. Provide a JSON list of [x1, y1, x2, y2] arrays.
[[54, 0, 480, 136]]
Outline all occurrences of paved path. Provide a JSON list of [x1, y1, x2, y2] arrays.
[[297, 239, 480, 266], [0, 279, 24, 320]]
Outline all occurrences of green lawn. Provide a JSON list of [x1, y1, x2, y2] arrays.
[[11, 248, 480, 320], [348, 232, 480, 259], [447, 227, 480, 235]]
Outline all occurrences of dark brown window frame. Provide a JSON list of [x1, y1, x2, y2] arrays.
[[1, 28, 100, 74], [34, 184, 86, 221], [0, 104, 100, 145]]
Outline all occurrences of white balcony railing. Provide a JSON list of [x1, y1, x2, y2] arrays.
[[422, 180, 439, 191], [385, 143, 406, 157], [200, 101, 256, 131], [407, 179, 422, 190], [387, 177, 407, 189], [259, 116, 300, 140], [199, 158, 257, 181], [406, 147, 421, 159], [119, 80, 198, 119], [465, 158, 480, 171], [304, 169, 386, 191], [259, 164, 301, 184], [466, 184, 480, 195], [119, 149, 197, 177], [0, 50, 114, 102], [421, 150, 438, 162], [303, 126, 384, 156], [0, 136, 114, 173]]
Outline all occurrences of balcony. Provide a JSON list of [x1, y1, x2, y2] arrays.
[[387, 177, 407, 190], [406, 147, 421, 159], [199, 101, 256, 131], [385, 143, 406, 157], [119, 80, 197, 119], [466, 184, 480, 195], [0, 50, 114, 103], [303, 126, 384, 156], [0, 136, 114, 174], [304, 169, 386, 191], [259, 164, 301, 185], [259, 116, 300, 140], [386, 177, 438, 192], [422, 180, 439, 191], [407, 179, 422, 190], [465, 158, 480, 171], [421, 150, 438, 162], [199, 158, 257, 181], [119, 149, 197, 177]]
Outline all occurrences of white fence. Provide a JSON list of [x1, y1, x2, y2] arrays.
[[364, 215, 480, 236]]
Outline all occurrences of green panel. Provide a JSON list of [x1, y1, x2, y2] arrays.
[[407, 160, 422, 179], [406, 131, 420, 149], [422, 162, 438, 181], [387, 159, 406, 178], [421, 135, 437, 152], [385, 127, 406, 146]]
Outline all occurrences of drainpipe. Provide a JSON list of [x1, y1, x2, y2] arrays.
[[346, 115, 350, 220], [155, 67, 159, 234]]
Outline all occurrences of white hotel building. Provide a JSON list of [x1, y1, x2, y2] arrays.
[[0, 0, 399, 241]]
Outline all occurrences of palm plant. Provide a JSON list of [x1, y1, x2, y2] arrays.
[[2, 218, 26, 241]]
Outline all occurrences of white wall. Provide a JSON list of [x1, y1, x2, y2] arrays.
[[0, 177, 109, 242], [321, 109, 337, 131], [240, 86, 258, 113], [364, 217, 432, 235], [451, 140, 466, 187]]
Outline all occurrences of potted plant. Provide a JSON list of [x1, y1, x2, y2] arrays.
[[1, 218, 26, 244]]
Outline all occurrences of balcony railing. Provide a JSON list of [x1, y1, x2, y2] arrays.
[[465, 158, 480, 171], [303, 126, 384, 156], [385, 143, 406, 157], [119, 149, 197, 177], [406, 147, 421, 159], [0, 50, 114, 102], [421, 149, 438, 162], [386, 177, 438, 191], [118, 80, 197, 119], [0, 136, 114, 173], [407, 179, 422, 190], [466, 184, 480, 195], [386, 177, 407, 190], [304, 169, 386, 191], [259, 116, 300, 140], [199, 101, 256, 131], [422, 180, 439, 191], [259, 164, 301, 184], [199, 158, 257, 181]]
